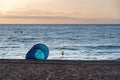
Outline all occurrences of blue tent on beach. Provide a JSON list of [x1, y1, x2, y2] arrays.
[[26, 44, 49, 60]]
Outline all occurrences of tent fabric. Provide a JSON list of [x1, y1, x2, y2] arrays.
[[26, 44, 49, 60]]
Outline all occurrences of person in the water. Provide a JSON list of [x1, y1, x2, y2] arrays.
[[14, 31, 23, 33], [61, 51, 64, 55]]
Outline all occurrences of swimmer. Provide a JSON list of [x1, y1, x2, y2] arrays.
[[61, 51, 64, 55], [20, 31, 23, 33], [15, 31, 17, 33]]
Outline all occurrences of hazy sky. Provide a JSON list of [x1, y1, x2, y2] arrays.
[[0, 0, 120, 24]]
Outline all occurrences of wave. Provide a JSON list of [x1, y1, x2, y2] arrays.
[[7, 37, 40, 43], [97, 52, 120, 55], [115, 58, 120, 60], [83, 45, 120, 49], [0, 46, 20, 49], [54, 47, 79, 50]]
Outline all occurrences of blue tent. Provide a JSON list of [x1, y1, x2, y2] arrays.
[[26, 44, 49, 60]]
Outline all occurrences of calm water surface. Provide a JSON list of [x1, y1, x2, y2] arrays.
[[0, 24, 120, 60]]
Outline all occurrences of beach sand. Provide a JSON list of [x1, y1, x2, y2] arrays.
[[0, 59, 120, 80]]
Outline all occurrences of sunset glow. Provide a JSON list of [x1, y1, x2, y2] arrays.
[[0, 0, 120, 24]]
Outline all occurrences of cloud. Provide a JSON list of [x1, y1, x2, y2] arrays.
[[0, 7, 120, 24], [0, 10, 76, 20], [2, 8, 62, 17], [0, 8, 81, 20], [1, 13, 120, 24], [0, 14, 78, 20], [4, 9, 52, 16]]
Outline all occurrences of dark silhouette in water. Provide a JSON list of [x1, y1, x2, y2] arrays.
[[14, 31, 23, 34], [20, 31, 23, 33], [14, 31, 17, 33]]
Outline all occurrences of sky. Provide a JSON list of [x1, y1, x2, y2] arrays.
[[0, 0, 120, 24]]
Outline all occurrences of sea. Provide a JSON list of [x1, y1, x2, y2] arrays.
[[0, 24, 120, 60]]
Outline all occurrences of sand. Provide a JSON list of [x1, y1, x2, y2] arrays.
[[0, 59, 120, 80]]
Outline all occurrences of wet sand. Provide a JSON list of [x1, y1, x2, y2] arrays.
[[0, 59, 120, 80]]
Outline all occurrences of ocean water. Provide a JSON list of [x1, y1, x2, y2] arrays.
[[0, 24, 120, 60]]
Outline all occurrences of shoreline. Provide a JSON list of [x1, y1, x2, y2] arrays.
[[0, 59, 120, 80]]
